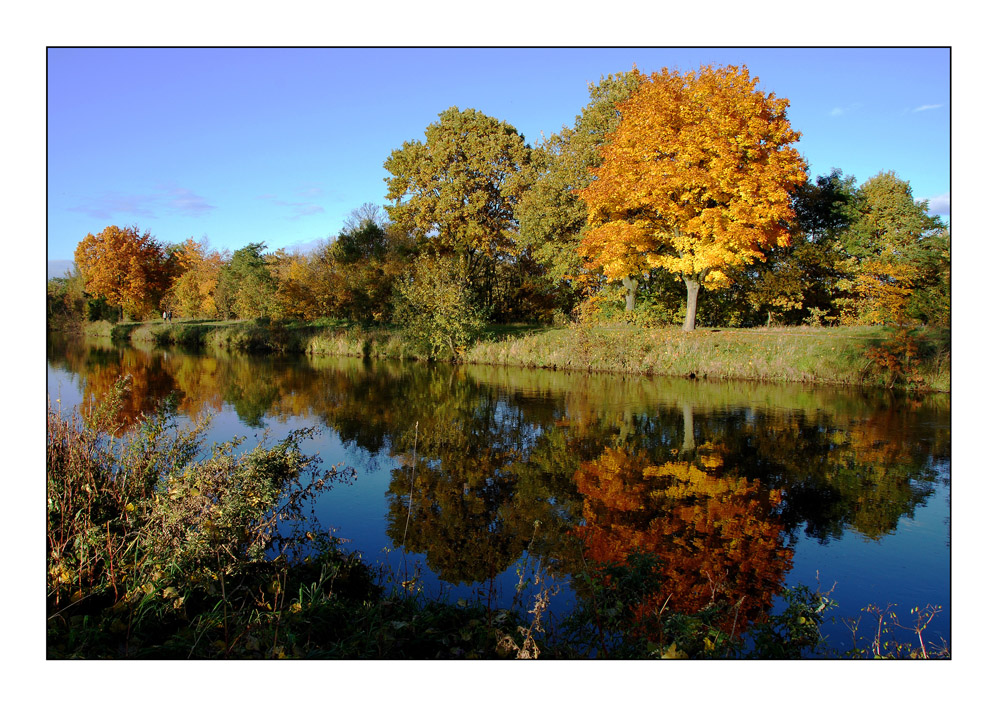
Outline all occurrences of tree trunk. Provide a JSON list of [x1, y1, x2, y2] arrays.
[[682, 401, 695, 453], [682, 276, 700, 332], [622, 275, 638, 312]]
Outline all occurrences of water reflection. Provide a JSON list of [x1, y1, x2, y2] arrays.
[[47, 336, 950, 638], [572, 446, 792, 632]]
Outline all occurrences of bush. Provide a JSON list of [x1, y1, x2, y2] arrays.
[[87, 296, 117, 322], [46, 379, 354, 657], [393, 255, 485, 360]]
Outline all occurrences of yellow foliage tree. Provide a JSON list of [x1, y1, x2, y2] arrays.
[[164, 238, 223, 319], [835, 258, 916, 325], [267, 249, 322, 320], [578, 65, 808, 330]]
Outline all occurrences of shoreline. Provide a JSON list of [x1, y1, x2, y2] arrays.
[[74, 318, 951, 393]]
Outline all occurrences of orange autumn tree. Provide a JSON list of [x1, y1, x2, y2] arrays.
[[74, 225, 171, 320], [578, 65, 808, 330], [573, 446, 791, 635]]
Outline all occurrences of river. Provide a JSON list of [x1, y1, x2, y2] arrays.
[[46, 334, 951, 655]]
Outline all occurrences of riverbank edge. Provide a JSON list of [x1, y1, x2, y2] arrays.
[[82, 319, 951, 392]]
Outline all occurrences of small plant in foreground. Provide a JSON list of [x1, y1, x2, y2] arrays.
[[841, 603, 949, 659], [746, 581, 837, 658], [496, 566, 558, 659], [863, 327, 921, 388]]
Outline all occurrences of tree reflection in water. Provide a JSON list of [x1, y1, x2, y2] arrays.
[[48, 337, 950, 634]]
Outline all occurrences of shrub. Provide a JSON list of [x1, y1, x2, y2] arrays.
[[393, 255, 485, 360], [46, 378, 353, 657]]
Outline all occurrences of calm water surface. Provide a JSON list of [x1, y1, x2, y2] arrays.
[[46, 335, 951, 653]]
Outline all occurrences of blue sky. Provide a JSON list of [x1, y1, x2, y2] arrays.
[[46, 47, 950, 265]]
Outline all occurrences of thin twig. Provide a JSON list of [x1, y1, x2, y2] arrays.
[[399, 421, 418, 581], [401, 423, 418, 549]]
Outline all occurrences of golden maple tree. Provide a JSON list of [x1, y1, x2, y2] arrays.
[[578, 65, 808, 330], [74, 225, 171, 320]]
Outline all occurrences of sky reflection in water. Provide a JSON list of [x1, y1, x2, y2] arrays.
[[46, 336, 951, 652]]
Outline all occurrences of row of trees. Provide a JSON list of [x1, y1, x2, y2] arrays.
[[50, 207, 414, 325], [50, 64, 949, 332]]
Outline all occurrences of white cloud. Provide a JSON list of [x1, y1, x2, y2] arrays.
[[257, 193, 326, 219], [69, 186, 214, 219], [297, 185, 325, 198], [926, 193, 950, 216], [830, 102, 862, 118], [68, 192, 157, 219], [166, 187, 215, 216], [913, 104, 944, 112], [285, 237, 327, 255]]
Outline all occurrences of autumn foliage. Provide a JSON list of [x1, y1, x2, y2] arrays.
[[573, 446, 792, 634], [74, 225, 172, 320], [578, 65, 808, 330], [59, 67, 947, 334], [164, 238, 224, 319]]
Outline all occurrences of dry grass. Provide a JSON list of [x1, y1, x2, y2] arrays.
[[465, 324, 949, 391]]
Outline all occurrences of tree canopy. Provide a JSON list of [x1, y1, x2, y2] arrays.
[[578, 64, 808, 330], [515, 71, 643, 291], [57, 67, 948, 336], [835, 171, 948, 325], [164, 238, 224, 319], [74, 224, 171, 320], [217, 242, 277, 320], [384, 106, 531, 316]]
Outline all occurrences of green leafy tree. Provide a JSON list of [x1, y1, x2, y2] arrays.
[[842, 171, 941, 260], [904, 228, 950, 327], [308, 204, 417, 323], [836, 171, 948, 325], [393, 255, 485, 360], [515, 71, 644, 313], [217, 243, 278, 320], [328, 208, 395, 322], [727, 168, 860, 326], [384, 107, 531, 318]]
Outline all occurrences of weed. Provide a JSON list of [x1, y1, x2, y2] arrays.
[[841, 603, 949, 659], [496, 569, 556, 659]]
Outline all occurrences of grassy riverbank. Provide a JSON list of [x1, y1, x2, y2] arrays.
[[466, 324, 950, 392], [84, 318, 950, 392]]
